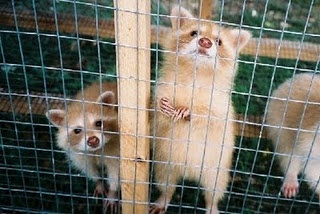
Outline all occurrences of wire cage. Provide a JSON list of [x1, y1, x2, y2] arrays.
[[0, 0, 320, 213]]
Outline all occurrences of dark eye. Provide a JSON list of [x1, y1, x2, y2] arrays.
[[73, 128, 82, 134], [95, 120, 102, 127], [190, 30, 198, 37], [216, 38, 222, 46]]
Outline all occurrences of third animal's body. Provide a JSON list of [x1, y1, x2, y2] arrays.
[[266, 73, 320, 199]]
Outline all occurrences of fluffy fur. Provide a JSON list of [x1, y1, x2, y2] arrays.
[[151, 6, 251, 214], [266, 73, 320, 199], [46, 82, 120, 213]]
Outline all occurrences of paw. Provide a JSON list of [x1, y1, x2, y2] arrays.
[[103, 199, 118, 214], [282, 178, 299, 198], [159, 97, 175, 117], [159, 97, 190, 122], [172, 106, 190, 122], [93, 180, 107, 197], [103, 190, 118, 213], [149, 204, 166, 214]]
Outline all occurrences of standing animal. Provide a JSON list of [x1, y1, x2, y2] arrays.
[[266, 73, 320, 199], [46, 82, 120, 213], [150, 6, 251, 214]]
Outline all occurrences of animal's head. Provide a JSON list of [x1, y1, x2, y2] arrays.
[[168, 6, 251, 66], [47, 90, 118, 152]]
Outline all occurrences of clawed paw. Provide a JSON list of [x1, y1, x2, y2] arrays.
[[149, 204, 166, 214], [172, 106, 190, 122], [282, 178, 299, 198], [94, 180, 108, 197], [103, 190, 118, 213], [159, 97, 175, 117], [104, 199, 118, 214], [94, 181, 118, 213], [159, 97, 190, 122]]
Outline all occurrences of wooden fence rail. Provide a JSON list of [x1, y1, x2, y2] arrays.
[[0, 89, 267, 139], [1, 7, 319, 62]]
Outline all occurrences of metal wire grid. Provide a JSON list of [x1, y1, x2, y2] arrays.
[[0, 0, 320, 213], [1, 0, 118, 213]]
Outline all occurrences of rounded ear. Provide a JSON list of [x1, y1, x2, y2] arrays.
[[97, 91, 116, 108], [46, 109, 66, 127], [170, 6, 194, 30], [230, 29, 252, 52]]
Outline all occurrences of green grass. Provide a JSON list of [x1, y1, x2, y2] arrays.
[[233, 55, 317, 115], [1, 0, 320, 213], [0, 33, 117, 95]]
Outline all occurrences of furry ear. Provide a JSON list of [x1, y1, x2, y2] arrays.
[[97, 91, 116, 108], [46, 109, 66, 127], [170, 6, 194, 30], [229, 29, 252, 52]]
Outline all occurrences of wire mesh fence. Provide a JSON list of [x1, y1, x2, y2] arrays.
[[0, 0, 320, 213]]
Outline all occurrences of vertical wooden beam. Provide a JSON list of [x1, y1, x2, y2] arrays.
[[113, 1, 150, 213], [200, 0, 217, 20]]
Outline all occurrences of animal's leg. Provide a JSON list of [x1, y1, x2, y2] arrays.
[[200, 171, 225, 214], [150, 165, 180, 214], [303, 161, 320, 200], [103, 159, 120, 214], [281, 157, 301, 198]]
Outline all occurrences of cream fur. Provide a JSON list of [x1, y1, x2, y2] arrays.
[[47, 82, 120, 208], [151, 6, 251, 214], [266, 73, 320, 199]]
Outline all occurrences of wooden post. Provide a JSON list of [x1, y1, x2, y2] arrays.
[[113, 1, 150, 213], [200, 0, 215, 20]]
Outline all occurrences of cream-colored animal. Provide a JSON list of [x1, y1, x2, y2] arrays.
[[46, 82, 119, 213], [266, 73, 320, 199], [151, 6, 251, 214]]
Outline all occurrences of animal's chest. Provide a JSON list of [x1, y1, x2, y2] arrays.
[[157, 72, 230, 114], [69, 152, 100, 171], [174, 85, 212, 107], [173, 84, 229, 113]]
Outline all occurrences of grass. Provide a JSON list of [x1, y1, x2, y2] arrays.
[[1, 0, 320, 213]]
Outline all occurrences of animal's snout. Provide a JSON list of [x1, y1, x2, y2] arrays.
[[87, 136, 100, 148], [198, 38, 212, 49]]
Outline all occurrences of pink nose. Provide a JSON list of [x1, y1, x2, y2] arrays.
[[87, 136, 100, 148], [198, 38, 212, 48]]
